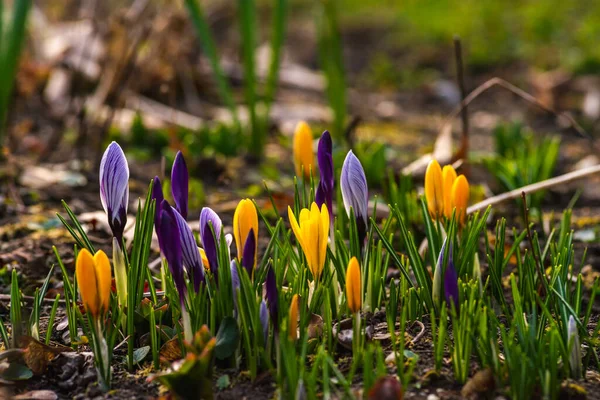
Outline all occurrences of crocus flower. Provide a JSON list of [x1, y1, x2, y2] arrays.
[[451, 175, 470, 225], [199, 207, 222, 278], [241, 228, 256, 277], [444, 245, 459, 313], [568, 315, 582, 379], [151, 176, 164, 227], [345, 257, 361, 314], [315, 131, 334, 215], [289, 294, 299, 340], [293, 121, 314, 179], [173, 207, 204, 292], [233, 199, 258, 270], [99, 141, 129, 244], [340, 150, 368, 244], [259, 300, 269, 344], [288, 203, 329, 281], [442, 165, 457, 219], [265, 265, 278, 327], [432, 237, 447, 306], [171, 151, 189, 219], [76, 248, 111, 319], [424, 159, 443, 219], [156, 201, 186, 304]]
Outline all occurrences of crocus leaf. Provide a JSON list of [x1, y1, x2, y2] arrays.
[[214, 317, 239, 360]]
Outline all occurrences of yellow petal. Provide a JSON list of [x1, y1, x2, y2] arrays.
[[233, 199, 259, 265], [289, 206, 310, 264], [451, 175, 470, 225], [199, 248, 210, 270], [345, 257, 361, 314], [319, 204, 329, 277], [93, 250, 112, 315], [76, 248, 99, 318], [293, 121, 314, 179], [442, 165, 457, 219], [425, 160, 444, 219], [289, 294, 299, 340]]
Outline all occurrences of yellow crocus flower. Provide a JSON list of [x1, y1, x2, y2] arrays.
[[442, 165, 457, 219], [425, 159, 444, 219], [199, 248, 210, 270], [451, 175, 470, 225], [288, 203, 329, 281], [293, 121, 314, 179], [76, 249, 112, 319], [289, 294, 299, 340], [233, 199, 259, 266], [345, 257, 361, 314]]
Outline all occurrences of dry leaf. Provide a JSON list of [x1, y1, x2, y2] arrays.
[[20, 336, 71, 375], [159, 338, 182, 365]]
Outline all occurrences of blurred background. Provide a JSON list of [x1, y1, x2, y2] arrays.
[[2, 0, 600, 213]]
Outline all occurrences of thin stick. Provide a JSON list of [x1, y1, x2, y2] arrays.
[[467, 164, 600, 214], [453, 36, 469, 160], [441, 77, 589, 140]]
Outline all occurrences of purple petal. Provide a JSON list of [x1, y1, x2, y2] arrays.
[[171, 151, 189, 219], [202, 220, 219, 281], [444, 244, 459, 313], [316, 131, 334, 214], [260, 300, 269, 344], [99, 141, 129, 243], [151, 176, 164, 228], [265, 265, 278, 329], [172, 207, 204, 292], [241, 228, 256, 277], [340, 150, 368, 224], [156, 200, 186, 305], [231, 260, 240, 311], [199, 207, 222, 248]]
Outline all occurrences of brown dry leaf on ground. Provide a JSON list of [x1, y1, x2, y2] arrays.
[[20, 336, 72, 375]]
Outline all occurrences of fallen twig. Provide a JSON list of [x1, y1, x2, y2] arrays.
[[467, 164, 600, 214]]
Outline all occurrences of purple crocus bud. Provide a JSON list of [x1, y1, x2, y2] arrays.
[[99, 141, 129, 244], [172, 207, 204, 292], [231, 260, 240, 311], [199, 207, 222, 279], [315, 131, 334, 216], [265, 265, 278, 330], [156, 200, 186, 305], [260, 300, 269, 344], [171, 151, 189, 219], [340, 150, 368, 244], [151, 176, 164, 227], [241, 229, 256, 277], [444, 245, 459, 313]]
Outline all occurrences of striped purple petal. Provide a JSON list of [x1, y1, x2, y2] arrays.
[[156, 200, 186, 305], [265, 265, 278, 330], [260, 300, 269, 344], [315, 131, 334, 215], [99, 141, 129, 244], [340, 150, 368, 244], [444, 244, 459, 313], [172, 207, 204, 292], [199, 207, 222, 247], [241, 228, 256, 277], [171, 151, 189, 219]]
